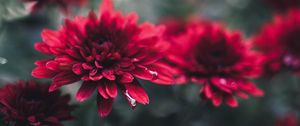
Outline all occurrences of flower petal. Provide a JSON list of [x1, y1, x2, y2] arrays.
[[105, 81, 118, 98], [119, 72, 134, 83], [98, 83, 109, 99], [76, 81, 97, 102], [97, 94, 114, 117], [32, 66, 57, 78], [102, 69, 116, 80], [225, 95, 238, 107], [132, 66, 156, 81], [212, 93, 223, 107], [72, 63, 84, 75], [124, 80, 149, 105], [49, 72, 80, 92]]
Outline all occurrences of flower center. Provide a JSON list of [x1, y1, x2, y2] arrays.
[[72, 42, 133, 81]]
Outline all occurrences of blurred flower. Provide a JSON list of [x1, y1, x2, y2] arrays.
[[32, 0, 173, 117], [276, 114, 299, 126], [164, 20, 264, 107], [21, 0, 87, 14], [254, 10, 300, 76], [0, 80, 75, 126], [264, 0, 300, 13]]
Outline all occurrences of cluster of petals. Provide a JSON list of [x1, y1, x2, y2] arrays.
[[22, 0, 87, 13], [0, 80, 75, 126], [163, 19, 264, 107], [32, 0, 173, 117], [254, 10, 300, 76]]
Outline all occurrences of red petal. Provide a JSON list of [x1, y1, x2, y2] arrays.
[[102, 69, 116, 80], [100, 0, 113, 14], [41, 29, 62, 47], [212, 93, 223, 107], [147, 62, 175, 85], [236, 91, 249, 99], [122, 89, 137, 109], [72, 63, 84, 75], [34, 59, 50, 66], [35, 43, 51, 54], [76, 81, 97, 102], [203, 84, 213, 99], [66, 49, 81, 59], [46, 61, 60, 70], [138, 54, 161, 65], [32, 66, 56, 78], [210, 77, 232, 93], [97, 94, 114, 117], [132, 66, 156, 81], [105, 81, 118, 98], [98, 83, 109, 99], [225, 95, 238, 107], [124, 80, 149, 105], [49, 72, 80, 92], [119, 73, 134, 83]]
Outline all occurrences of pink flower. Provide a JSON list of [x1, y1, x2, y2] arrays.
[[165, 20, 264, 107], [32, 0, 173, 117]]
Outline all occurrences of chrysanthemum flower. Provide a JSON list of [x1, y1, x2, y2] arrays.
[[32, 0, 173, 117], [264, 0, 300, 13], [22, 0, 87, 13], [254, 10, 300, 76], [276, 114, 299, 126], [0, 80, 75, 126], [165, 21, 264, 107]]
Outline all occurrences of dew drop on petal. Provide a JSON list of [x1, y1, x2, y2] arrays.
[[220, 78, 226, 85], [149, 70, 158, 80], [124, 90, 137, 108]]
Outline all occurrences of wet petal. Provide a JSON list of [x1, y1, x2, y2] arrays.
[[124, 80, 149, 105], [132, 66, 156, 81]]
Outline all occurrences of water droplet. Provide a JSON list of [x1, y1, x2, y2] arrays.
[[149, 70, 158, 80], [124, 90, 136, 108], [219, 78, 226, 85], [0, 57, 7, 64]]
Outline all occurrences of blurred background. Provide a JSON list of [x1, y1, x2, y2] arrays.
[[0, 0, 299, 126]]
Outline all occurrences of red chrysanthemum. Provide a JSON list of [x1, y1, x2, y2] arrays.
[[32, 0, 173, 117], [22, 0, 87, 13], [165, 20, 264, 107], [254, 10, 300, 76], [0, 80, 75, 126], [264, 0, 300, 13], [276, 114, 300, 126]]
